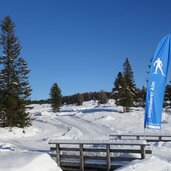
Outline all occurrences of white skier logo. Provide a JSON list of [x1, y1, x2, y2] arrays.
[[153, 58, 165, 76]]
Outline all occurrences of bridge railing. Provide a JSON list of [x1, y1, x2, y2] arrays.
[[49, 139, 152, 171], [109, 134, 171, 142]]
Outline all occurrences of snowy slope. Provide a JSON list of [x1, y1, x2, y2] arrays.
[[0, 100, 171, 170]]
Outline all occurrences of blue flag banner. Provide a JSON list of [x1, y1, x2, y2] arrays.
[[145, 34, 171, 129]]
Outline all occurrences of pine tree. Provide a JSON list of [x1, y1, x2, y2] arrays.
[[0, 16, 31, 127], [123, 58, 136, 91], [112, 58, 137, 112], [112, 72, 123, 99], [122, 58, 137, 111], [112, 72, 128, 112], [49, 83, 62, 112]]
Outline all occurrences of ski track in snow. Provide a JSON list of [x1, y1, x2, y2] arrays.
[[1, 113, 115, 152], [0, 115, 113, 154], [56, 115, 115, 139], [2, 117, 69, 152]]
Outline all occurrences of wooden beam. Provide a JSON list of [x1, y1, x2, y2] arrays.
[[56, 144, 60, 167], [106, 144, 111, 171], [140, 145, 145, 159], [80, 144, 84, 171], [159, 136, 162, 141], [109, 134, 171, 142], [49, 139, 148, 146]]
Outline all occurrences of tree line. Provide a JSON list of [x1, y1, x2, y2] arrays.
[[31, 91, 110, 106]]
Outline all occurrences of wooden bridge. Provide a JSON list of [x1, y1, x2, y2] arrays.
[[49, 139, 152, 171]]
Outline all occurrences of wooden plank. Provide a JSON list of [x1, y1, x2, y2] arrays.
[[61, 155, 105, 160], [60, 155, 80, 159], [61, 160, 107, 168], [83, 148, 106, 152], [146, 139, 171, 142], [109, 134, 171, 142], [111, 157, 140, 161], [59, 147, 144, 154], [60, 155, 141, 161], [84, 156, 107, 160], [49, 139, 148, 145], [60, 147, 80, 152], [61, 161, 80, 167], [60, 158, 132, 169], [110, 149, 141, 153], [110, 134, 171, 137], [59, 147, 146, 153], [85, 162, 108, 171], [56, 144, 60, 167], [62, 160, 129, 170], [84, 159, 106, 165], [61, 166, 80, 171], [140, 145, 145, 159], [80, 144, 84, 171], [106, 144, 110, 171]]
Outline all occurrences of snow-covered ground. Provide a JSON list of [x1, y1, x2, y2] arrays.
[[0, 99, 171, 170]]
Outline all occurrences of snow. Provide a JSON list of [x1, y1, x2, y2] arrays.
[[0, 99, 171, 170], [117, 156, 171, 171], [0, 151, 62, 171]]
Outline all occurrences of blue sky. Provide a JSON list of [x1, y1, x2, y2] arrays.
[[0, 0, 171, 100]]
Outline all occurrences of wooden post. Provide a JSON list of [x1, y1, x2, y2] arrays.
[[80, 144, 84, 171], [141, 145, 145, 159], [159, 136, 162, 141], [106, 144, 111, 171], [56, 144, 60, 167]]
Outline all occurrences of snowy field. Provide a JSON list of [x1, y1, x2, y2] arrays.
[[0, 99, 171, 171]]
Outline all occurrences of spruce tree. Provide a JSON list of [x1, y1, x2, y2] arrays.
[[112, 58, 137, 112], [112, 72, 123, 100], [123, 58, 136, 91], [50, 83, 62, 112], [122, 58, 137, 111], [112, 72, 128, 112], [0, 16, 31, 127]]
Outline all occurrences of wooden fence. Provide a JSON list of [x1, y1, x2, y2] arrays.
[[49, 139, 152, 171], [109, 134, 171, 142]]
